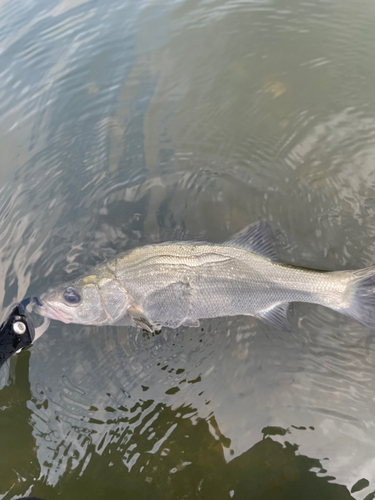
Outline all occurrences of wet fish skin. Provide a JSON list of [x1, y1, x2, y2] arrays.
[[33, 222, 375, 332]]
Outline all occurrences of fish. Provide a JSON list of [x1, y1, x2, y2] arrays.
[[33, 221, 375, 333], [0, 300, 50, 369]]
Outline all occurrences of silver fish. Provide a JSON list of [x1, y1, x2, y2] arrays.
[[33, 222, 375, 332]]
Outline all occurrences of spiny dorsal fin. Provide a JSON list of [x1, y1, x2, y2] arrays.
[[225, 221, 278, 261], [255, 303, 292, 332]]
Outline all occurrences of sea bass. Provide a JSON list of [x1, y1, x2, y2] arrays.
[[33, 222, 375, 332]]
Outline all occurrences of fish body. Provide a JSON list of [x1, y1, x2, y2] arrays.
[[34, 222, 375, 332]]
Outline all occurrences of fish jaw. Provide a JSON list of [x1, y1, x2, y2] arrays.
[[33, 297, 73, 324]]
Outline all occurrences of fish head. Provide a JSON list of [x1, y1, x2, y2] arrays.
[[34, 271, 131, 325], [34, 276, 106, 325]]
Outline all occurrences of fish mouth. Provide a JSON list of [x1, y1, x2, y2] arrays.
[[31, 297, 71, 324]]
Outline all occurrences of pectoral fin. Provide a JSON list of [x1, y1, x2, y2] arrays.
[[255, 303, 292, 332], [128, 306, 154, 333]]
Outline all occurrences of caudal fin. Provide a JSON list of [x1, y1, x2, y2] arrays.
[[341, 266, 375, 331]]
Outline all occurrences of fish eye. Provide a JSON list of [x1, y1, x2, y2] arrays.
[[63, 287, 81, 305]]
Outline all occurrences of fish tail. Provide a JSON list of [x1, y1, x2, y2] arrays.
[[339, 266, 375, 331]]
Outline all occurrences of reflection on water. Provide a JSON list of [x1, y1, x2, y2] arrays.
[[0, 348, 365, 500], [1, 0, 375, 498], [2, 316, 375, 499]]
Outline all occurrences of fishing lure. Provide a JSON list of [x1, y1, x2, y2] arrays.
[[0, 299, 49, 369]]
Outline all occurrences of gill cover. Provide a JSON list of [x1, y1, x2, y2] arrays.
[[97, 278, 129, 322]]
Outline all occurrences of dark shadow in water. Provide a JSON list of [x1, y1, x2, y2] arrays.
[[31, 417, 362, 500], [0, 353, 41, 495], [1, 360, 367, 500]]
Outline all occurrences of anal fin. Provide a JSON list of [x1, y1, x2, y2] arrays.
[[255, 303, 292, 332]]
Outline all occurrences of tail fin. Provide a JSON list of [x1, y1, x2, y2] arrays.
[[341, 266, 375, 331]]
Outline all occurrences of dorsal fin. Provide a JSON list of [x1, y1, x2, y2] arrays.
[[225, 221, 278, 261]]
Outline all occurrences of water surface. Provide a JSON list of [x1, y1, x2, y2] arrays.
[[1, 0, 375, 498]]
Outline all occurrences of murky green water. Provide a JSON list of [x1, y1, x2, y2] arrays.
[[1, 0, 375, 498]]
